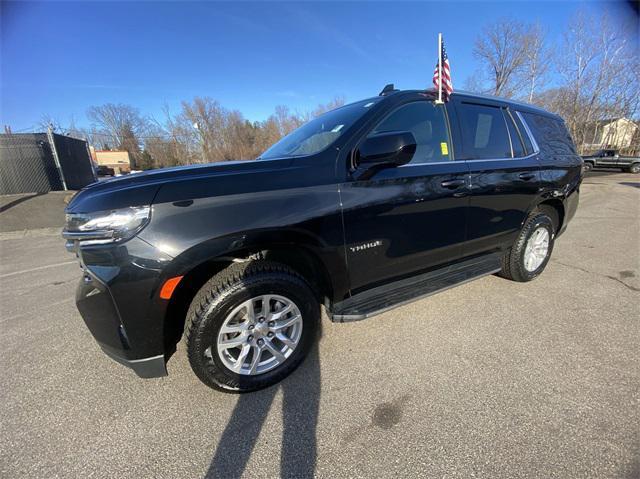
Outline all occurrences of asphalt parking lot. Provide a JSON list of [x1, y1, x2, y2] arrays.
[[1, 171, 638, 478]]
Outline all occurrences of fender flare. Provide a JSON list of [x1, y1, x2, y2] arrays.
[[154, 228, 348, 303]]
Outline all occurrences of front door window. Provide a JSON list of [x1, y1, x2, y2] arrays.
[[368, 101, 451, 164]]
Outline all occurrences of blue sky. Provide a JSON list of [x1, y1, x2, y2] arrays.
[[0, 1, 633, 131]]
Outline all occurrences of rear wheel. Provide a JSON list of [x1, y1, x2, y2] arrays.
[[499, 211, 555, 282], [629, 163, 640, 174], [184, 261, 319, 392], [582, 162, 593, 173]]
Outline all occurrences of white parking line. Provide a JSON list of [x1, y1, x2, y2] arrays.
[[0, 260, 77, 279]]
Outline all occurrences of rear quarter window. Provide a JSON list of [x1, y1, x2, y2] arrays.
[[511, 111, 534, 155], [520, 112, 577, 157]]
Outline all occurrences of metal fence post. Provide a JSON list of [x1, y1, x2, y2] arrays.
[[84, 139, 97, 181], [47, 126, 67, 190]]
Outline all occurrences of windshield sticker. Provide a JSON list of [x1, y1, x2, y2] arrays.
[[440, 142, 449, 155], [331, 124, 344, 133]]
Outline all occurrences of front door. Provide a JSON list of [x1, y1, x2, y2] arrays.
[[340, 100, 470, 294]]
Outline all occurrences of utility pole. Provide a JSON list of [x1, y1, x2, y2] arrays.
[[47, 125, 68, 191]]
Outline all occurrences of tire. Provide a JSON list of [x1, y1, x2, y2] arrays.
[[498, 211, 555, 282], [184, 260, 319, 393], [629, 163, 640, 174], [582, 162, 593, 173]]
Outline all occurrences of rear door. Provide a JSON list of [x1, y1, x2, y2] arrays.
[[453, 99, 541, 257], [341, 100, 469, 293]]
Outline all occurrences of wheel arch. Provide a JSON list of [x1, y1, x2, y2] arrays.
[[160, 231, 343, 353], [534, 198, 565, 234]]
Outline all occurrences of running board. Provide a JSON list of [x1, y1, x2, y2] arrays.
[[331, 253, 502, 322]]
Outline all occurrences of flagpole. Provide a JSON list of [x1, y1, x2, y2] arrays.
[[437, 32, 443, 104]]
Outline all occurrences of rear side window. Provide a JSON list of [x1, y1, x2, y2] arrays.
[[512, 112, 534, 154], [458, 103, 512, 159], [370, 101, 451, 164], [520, 112, 577, 157], [503, 110, 526, 158]]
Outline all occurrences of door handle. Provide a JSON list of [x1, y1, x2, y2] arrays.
[[441, 179, 466, 189], [519, 173, 535, 181]]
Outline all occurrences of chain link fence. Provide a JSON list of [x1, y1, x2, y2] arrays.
[[0, 132, 96, 194]]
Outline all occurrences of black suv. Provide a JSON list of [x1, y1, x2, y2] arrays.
[[63, 88, 582, 392]]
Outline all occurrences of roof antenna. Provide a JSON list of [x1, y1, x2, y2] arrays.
[[379, 84, 396, 96]]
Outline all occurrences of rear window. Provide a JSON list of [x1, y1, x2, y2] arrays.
[[458, 103, 512, 159], [520, 112, 577, 157]]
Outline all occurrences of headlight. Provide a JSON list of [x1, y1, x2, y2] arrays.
[[63, 206, 151, 247]]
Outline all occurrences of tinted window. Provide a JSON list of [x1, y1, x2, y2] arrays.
[[503, 110, 526, 157], [369, 102, 451, 164], [521, 112, 577, 157], [458, 103, 512, 159], [512, 112, 534, 154]]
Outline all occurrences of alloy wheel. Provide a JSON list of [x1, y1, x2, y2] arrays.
[[523, 226, 550, 272], [212, 295, 303, 375]]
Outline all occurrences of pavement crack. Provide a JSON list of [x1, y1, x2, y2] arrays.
[[604, 275, 640, 292], [552, 260, 640, 292]]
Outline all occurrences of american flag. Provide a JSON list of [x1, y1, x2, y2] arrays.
[[433, 38, 453, 100]]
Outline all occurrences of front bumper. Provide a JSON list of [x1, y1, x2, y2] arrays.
[[72, 237, 174, 378], [100, 346, 167, 378]]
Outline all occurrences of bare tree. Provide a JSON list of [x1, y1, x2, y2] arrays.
[[306, 96, 346, 120], [175, 97, 250, 162], [86, 103, 150, 166], [37, 114, 63, 133], [473, 19, 546, 99], [113, 96, 348, 169], [545, 10, 640, 153], [462, 72, 486, 94], [522, 23, 549, 103]]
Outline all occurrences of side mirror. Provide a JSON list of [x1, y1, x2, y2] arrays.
[[358, 131, 417, 168]]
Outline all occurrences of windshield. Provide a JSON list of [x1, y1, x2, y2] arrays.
[[259, 98, 380, 160]]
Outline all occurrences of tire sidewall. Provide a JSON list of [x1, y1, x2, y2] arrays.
[[630, 163, 640, 174], [189, 273, 318, 392], [583, 162, 593, 172], [517, 215, 554, 281]]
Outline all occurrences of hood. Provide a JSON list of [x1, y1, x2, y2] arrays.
[[66, 158, 291, 213]]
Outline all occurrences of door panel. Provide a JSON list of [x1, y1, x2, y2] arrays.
[[464, 158, 540, 256], [340, 161, 469, 294], [598, 153, 617, 167]]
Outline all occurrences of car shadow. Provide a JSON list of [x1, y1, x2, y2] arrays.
[[619, 182, 640, 189], [205, 322, 322, 479], [0, 192, 46, 213]]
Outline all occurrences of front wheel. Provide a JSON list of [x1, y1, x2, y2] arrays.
[[628, 163, 640, 174], [582, 162, 593, 173], [498, 211, 555, 282], [184, 261, 319, 392]]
